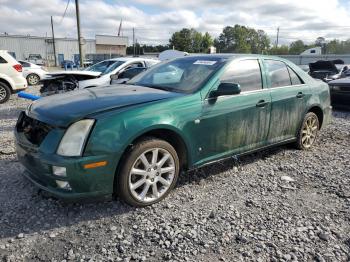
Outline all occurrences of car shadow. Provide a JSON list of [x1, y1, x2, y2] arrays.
[[0, 145, 288, 240]]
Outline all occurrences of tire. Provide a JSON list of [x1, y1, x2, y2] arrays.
[[0, 82, 11, 104], [295, 112, 320, 150], [26, 74, 40, 86], [117, 137, 180, 207]]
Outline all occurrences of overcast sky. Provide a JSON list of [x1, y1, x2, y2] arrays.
[[1, 0, 350, 46]]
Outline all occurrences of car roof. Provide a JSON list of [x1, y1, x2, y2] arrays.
[[175, 53, 287, 61], [106, 57, 158, 62]]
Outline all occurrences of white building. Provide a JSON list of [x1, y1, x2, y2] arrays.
[[0, 34, 128, 66]]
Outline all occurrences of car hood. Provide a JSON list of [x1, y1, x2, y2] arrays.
[[46, 70, 101, 77], [328, 77, 350, 86], [28, 85, 183, 127]]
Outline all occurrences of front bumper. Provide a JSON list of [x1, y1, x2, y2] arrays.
[[16, 136, 118, 201]]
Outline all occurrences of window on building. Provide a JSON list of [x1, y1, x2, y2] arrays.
[[265, 60, 291, 88], [220, 59, 262, 92]]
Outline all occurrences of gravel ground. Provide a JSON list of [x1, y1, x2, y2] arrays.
[[0, 88, 350, 261]]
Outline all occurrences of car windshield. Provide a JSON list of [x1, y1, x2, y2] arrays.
[[85, 60, 125, 75], [128, 57, 225, 93]]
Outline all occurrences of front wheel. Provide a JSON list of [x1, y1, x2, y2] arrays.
[[295, 112, 320, 150], [117, 138, 179, 207]]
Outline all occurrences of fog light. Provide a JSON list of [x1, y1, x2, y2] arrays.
[[52, 166, 67, 177], [55, 180, 72, 190]]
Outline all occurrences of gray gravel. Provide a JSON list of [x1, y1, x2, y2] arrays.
[[1, 88, 350, 261]]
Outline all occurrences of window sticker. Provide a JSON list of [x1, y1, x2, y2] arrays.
[[193, 60, 217, 66]]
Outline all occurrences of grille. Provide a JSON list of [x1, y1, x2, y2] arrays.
[[16, 112, 53, 146]]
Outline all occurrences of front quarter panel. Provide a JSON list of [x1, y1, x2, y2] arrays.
[[85, 93, 202, 166]]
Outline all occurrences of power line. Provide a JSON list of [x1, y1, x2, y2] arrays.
[[58, 0, 71, 25]]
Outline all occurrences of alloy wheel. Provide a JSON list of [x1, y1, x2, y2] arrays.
[[27, 74, 39, 85], [128, 148, 176, 203], [301, 115, 318, 148]]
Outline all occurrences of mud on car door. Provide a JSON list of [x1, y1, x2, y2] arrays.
[[263, 59, 310, 143], [197, 59, 271, 163]]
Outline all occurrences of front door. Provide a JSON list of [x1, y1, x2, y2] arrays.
[[195, 59, 271, 165], [263, 59, 310, 143]]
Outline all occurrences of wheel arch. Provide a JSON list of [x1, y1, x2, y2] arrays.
[[113, 126, 191, 194], [307, 105, 324, 129], [0, 76, 14, 91]]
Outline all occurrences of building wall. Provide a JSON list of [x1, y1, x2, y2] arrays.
[[96, 44, 126, 56], [0, 34, 126, 65]]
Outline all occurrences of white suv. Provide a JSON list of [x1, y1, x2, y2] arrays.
[[0, 50, 27, 103]]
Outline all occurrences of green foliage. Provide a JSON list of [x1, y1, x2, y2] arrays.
[[126, 44, 169, 55], [268, 45, 290, 55], [169, 28, 213, 53], [214, 25, 270, 54], [289, 40, 306, 55]]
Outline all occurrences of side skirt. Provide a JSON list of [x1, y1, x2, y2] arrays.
[[188, 138, 296, 172]]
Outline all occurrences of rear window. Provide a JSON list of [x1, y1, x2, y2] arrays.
[[0, 56, 7, 63], [265, 60, 291, 88], [288, 67, 304, 85]]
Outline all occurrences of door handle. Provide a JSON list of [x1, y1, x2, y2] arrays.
[[256, 100, 269, 107], [296, 92, 305, 98]]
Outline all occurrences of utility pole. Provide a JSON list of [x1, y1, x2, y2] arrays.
[[75, 0, 83, 67], [276, 27, 280, 48], [133, 28, 135, 57], [50, 16, 57, 67]]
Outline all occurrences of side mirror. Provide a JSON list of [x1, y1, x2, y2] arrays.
[[210, 82, 241, 98]]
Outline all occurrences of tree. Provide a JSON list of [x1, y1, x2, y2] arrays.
[[214, 25, 269, 54], [268, 45, 289, 55], [169, 28, 213, 53], [289, 40, 306, 55]]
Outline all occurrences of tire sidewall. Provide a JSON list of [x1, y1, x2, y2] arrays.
[[0, 82, 11, 104], [117, 138, 180, 207]]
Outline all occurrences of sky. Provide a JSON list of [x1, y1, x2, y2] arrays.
[[1, 0, 350, 46]]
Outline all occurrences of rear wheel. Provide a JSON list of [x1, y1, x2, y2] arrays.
[[0, 82, 11, 104], [26, 74, 40, 86], [117, 138, 179, 207], [295, 112, 320, 150]]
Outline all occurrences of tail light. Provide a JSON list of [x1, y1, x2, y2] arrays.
[[13, 64, 23, 72]]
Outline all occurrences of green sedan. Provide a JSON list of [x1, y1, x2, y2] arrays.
[[15, 54, 332, 206]]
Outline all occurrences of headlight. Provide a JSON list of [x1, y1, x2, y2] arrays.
[[57, 119, 94, 156]]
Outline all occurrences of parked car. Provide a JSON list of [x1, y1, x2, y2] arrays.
[[328, 77, 350, 109], [40, 57, 160, 96], [15, 54, 331, 206], [308, 60, 349, 82], [19, 60, 48, 86], [27, 54, 44, 65], [0, 50, 27, 103]]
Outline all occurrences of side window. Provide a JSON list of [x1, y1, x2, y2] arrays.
[[287, 67, 304, 85], [220, 59, 262, 92], [20, 61, 30, 67], [265, 60, 291, 88], [0, 56, 7, 64], [128, 62, 143, 68]]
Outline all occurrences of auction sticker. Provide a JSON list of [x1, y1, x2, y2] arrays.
[[193, 60, 217, 65]]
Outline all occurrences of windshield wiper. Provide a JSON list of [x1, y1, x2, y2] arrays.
[[138, 84, 173, 92]]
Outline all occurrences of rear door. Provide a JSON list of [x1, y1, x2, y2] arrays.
[[263, 59, 310, 143]]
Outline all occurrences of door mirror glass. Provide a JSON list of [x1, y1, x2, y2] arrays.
[[211, 82, 241, 98]]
